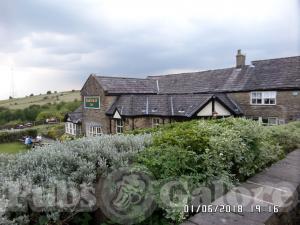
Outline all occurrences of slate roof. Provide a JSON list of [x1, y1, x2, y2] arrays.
[[106, 93, 243, 117], [92, 55, 299, 117], [95, 76, 158, 94], [245, 56, 300, 90], [65, 106, 83, 123], [149, 67, 251, 94], [150, 56, 300, 93], [94, 56, 300, 94]]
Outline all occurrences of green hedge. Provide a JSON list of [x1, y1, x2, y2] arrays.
[[0, 129, 38, 144], [268, 121, 300, 153], [136, 118, 300, 222]]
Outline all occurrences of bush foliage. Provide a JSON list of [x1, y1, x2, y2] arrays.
[[136, 118, 300, 222], [0, 118, 299, 224], [0, 129, 38, 144], [137, 118, 289, 182], [0, 134, 151, 224]]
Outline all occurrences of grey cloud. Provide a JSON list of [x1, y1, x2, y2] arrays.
[[0, 0, 299, 99]]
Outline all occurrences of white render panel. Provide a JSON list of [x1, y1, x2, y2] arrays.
[[197, 102, 212, 116], [215, 101, 231, 116], [113, 110, 121, 119]]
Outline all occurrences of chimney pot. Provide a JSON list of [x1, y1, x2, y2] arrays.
[[236, 49, 246, 68]]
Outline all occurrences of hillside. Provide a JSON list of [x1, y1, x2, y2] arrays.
[[0, 91, 81, 110]]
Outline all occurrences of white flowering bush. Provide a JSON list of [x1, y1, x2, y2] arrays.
[[0, 134, 151, 224], [0, 134, 151, 185]]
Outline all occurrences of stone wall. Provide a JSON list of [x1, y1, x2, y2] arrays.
[[182, 149, 300, 225], [228, 91, 300, 123]]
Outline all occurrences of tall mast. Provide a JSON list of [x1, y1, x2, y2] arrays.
[[10, 65, 15, 98]]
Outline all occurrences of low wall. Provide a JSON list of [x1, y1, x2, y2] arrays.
[[182, 149, 300, 225]]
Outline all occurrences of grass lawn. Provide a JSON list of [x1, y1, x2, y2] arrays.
[[0, 142, 28, 154]]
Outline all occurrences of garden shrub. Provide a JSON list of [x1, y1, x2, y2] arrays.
[[138, 118, 285, 182], [0, 118, 299, 224], [267, 121, 300, 153], [60, 133, 77, 141], [136, 118, 292, 222], [0, 134, 151, 224], [45, 124, 65, 139]]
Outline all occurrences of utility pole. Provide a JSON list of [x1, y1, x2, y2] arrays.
[[10, 65, 15, 98]]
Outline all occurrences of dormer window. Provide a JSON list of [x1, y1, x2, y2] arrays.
[[151, 108, 158, 113], [251, 91, 276, 105], [178, 107, 185, 113]]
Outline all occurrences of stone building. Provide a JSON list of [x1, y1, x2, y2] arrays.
[[65, 50, 300, 136]]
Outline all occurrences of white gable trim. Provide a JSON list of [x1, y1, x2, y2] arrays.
[[113, 110, 122, 119]]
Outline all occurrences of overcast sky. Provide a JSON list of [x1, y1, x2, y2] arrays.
[[0, 0, 299, 100]]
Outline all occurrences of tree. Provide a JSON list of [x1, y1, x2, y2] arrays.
[[9, 96, 13, 99], [46, 91, 52, 95], [23, 105, 41, 121], [36, 111, 63, 121], [30, 93, 34, 97]]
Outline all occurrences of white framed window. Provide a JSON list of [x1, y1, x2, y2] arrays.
[[251, 91, 277, 105], [116, 119, 123, 134], [66, 122, 73, 135], [251, 92, 262, 104], [70, 123, 74, 135], [261, 117, 278, 126], [251, 91, 276, 105], [88, 126, 102, 136], [65, 122, 81, 136], [267, 117, 278, 126], [65, 123, 70, 134], [152, 118, 160, 128]]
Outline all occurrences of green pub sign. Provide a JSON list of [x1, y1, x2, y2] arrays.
[[84, 96, 100, 109]]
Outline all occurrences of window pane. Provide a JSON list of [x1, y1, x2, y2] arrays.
[[268, 118, 277, 125], [270, 99, 275, 104], [262, 118, 268, 124], [257, 99, 262, 104], [263, 92, 269, 98], [116, 119, 123, 133], [269, 92, 276, 98]]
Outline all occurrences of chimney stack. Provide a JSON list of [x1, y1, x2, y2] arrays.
[[236, 49, 246, 68]]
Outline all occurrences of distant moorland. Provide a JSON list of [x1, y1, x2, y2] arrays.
[[0, 90, 80, 110], [0, 90, 81, 127]]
